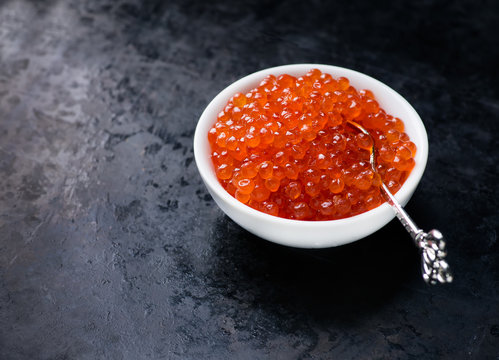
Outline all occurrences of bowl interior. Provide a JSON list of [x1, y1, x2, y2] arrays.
[[194, 64, 428, 248]]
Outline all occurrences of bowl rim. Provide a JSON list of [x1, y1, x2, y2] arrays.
[[194, 64, 428, 239]]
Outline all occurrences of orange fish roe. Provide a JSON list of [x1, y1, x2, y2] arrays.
[[208, 69, 417, 221]]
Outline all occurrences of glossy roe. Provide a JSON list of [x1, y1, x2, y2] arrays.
[[208, 69, 417, 221]]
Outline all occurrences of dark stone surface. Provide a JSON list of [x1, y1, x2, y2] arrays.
[[1, 0, 498, 359]]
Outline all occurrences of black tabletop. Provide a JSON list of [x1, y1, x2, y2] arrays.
[[1, 1, 498, 359]]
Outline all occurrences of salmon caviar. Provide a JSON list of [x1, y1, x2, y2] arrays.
[[209, 69, 417, 221]]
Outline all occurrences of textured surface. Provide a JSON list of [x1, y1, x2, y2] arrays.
[[1, 1, 498, 359]]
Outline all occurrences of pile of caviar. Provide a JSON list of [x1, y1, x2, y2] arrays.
[[208, 69, 416, 220]]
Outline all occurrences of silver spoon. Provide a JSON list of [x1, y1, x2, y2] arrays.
[[347, 120, 453, 285]]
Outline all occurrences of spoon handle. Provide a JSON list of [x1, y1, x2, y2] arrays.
[[346, 120, 452, 284], [380, 183, 453, 285]]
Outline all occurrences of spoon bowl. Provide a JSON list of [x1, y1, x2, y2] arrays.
[[194, 64, 428, 248]]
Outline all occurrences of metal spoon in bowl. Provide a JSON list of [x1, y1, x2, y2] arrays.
[[347, 120, 453, 285]]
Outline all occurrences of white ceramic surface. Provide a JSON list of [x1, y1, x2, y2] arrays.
[[194, 64, 428, 248]]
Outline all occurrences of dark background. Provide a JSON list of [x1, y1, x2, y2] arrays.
[[1, 0, 498, 359]]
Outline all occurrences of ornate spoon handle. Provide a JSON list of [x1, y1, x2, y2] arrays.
[[379, 183, 453, 285], [347, 120, 453, 285]]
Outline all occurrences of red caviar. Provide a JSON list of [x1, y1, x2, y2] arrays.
[[208, 69, 417, 220]]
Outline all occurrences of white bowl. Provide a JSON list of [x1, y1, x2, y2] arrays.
[[194, 64, 428, 248]]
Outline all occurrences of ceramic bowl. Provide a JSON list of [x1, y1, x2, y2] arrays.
[[194, 64, 428, 248]]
